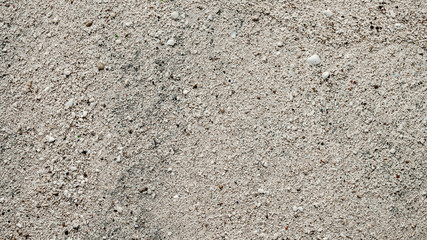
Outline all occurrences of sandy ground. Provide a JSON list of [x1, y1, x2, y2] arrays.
[[1, 0, 426, 239]]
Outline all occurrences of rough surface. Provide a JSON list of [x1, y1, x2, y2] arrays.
[[1, 0, 426, 239]]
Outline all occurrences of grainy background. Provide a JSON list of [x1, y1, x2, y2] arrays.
[[0, 0, 426, 239]]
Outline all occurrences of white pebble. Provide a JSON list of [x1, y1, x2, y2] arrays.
[[390, 148, 396, 154], [277, 41, 283, 47], [231, 32, 237, 38], [46, 135, 55, 143], [307, 54, 321, 65], [167, 38, 176, 46], [167, 232, 173, 236], [0, 197, 5, 203], [171, 11, 179, 19], [116, 155, 121, 163], [65, 98, 74, 109], [183, 89, 189, 95], [324, 9, 333, 17], [293, 206, 304, 212], [322, 71, 330, 79], [258, 188, 265, 194], [115, 206, 123, 213], [64, 70, 71, 76], [207, 15, 213, 21]]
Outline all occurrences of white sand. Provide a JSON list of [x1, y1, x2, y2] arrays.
[[0, 1, 426, 239]]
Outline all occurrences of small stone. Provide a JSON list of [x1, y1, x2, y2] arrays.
[[292, 206, 298, 211], [97, 62, 105, 70], [207, 15, 213, 21], [324, 9, 333, 17], [390, 148, 396, 154], [231, 32, 237, 38], [65, 98, 74, 109], [52, 17, 59, 24], [171, 11, 179, 19], [85, 20, 93, 27], [183, 89, 189, 95], [64, 70, 71, 76], [116, 156, 121, 163], [167, 232, 172, 236], [46, 135, 55, 143], [0, 197, 5, 203], [297, 206, 304, 212], [277, 41, 283, 47], [167, 167, 172, 172], [82, 111, 88, 118], [139, 187, 148, 193], [307, 54, 321, 65], [258, 188, 265, 194], [322, 71, 330, 79], [167, 38, 176, 46], [115, 206, 123, 213]]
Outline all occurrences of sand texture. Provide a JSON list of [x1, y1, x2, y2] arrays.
[[0, 0, 426, 239]]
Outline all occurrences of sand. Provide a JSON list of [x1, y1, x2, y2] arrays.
[[0, 0, 426, 239]]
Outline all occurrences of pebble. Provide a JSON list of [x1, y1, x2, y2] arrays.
[[307, 54, 321, 65], [115, 205, 123, 213], [293, 206, 304, 212], [97, 62, 105, 70], [85, 20, 93, 27], [322, 71, 330, 79], [64, 70, 71, 76], [171, 11, 179, 20], [231, 32, 237, 38], [258, 188, 265, 194], [390, 148, 396, 154], [65, 98, 74, 109], [183, 89, 189, 95], [167, 232, 173, 236], [0, 197, 5, 203], [324, 9, 333, 17], [46, 135, 55, 143], [167, 38, 176, 46]]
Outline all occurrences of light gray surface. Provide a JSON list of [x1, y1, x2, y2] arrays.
[[1, 1, 426, 239]]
